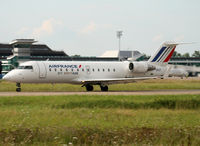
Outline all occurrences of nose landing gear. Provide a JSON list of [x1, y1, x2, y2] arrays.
[[16, 83, 21, 92]]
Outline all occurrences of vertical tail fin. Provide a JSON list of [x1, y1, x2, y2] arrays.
[[148, 42, 178, 63]]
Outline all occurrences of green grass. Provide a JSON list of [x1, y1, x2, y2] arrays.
[[0, 78, 200, 91], [0, 94, 200, 145]]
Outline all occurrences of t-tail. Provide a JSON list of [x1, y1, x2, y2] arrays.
[[148, 42, 179, 63]]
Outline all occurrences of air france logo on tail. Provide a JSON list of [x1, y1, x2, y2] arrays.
[[148, 43, 177, 63]]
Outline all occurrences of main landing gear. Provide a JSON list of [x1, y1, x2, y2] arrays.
[[85, 84, 94, 91], [16, 83, 21, 92], [100, 85, 108, 91], [84, 84, 109, 92]]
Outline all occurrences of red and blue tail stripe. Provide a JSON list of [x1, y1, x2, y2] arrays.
[[163, 46, 176, 62], [151, 47, 166, 62], [148, 42, 178, 63]]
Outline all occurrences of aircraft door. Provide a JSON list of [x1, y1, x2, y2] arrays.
[[37, 62, 47, 78], [85, 65, 91, 74]]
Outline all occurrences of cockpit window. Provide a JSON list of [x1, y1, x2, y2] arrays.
[[18, 66, 25, 69], [18, 66, 33, 70], [24, 66, 33, 69]]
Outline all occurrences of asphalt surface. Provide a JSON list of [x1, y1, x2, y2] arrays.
[[0, 90, 200, 96]]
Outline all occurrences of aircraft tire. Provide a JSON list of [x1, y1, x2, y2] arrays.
[[100, 85, 108, 92], [16, 88, 21, 92], [86, 85, 93, 91]]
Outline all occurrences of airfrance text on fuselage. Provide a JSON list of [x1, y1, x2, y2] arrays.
[[49, 65, 79, 68]]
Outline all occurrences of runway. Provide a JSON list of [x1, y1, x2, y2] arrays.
[[0, 89, 200, 96]]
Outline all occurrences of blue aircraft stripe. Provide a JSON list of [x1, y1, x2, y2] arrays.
[[152, 47, 166, 62], [157, 47, 170, 62]]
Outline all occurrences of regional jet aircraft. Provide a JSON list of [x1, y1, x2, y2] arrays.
[[3, 42, 179, 92]]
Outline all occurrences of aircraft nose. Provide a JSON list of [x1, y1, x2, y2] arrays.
[[2, 74, 11, 81], [2, 71, 24, 82]]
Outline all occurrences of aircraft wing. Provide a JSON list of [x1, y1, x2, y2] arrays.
[[80, 77, 157, 85]]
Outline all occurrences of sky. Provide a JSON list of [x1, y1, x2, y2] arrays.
[[0, 0, 200, 56]]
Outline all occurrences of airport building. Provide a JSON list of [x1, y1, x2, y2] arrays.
[[0, 39, 68, 76], [0, 39, 200, 78]]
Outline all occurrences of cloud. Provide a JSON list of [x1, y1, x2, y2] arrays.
[[152, 34, 163, 42], [174, 35, 184, 42], [80, 21, 97, 34], [16, 27, 30, 36], [78, 21, 113, 35], [32, 18, 62, 38]]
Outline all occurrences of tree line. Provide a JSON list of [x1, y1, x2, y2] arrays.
[[172, 50, 200, 58]]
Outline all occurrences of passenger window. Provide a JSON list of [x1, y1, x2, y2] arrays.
[[49, 68, 51, 71], [66, 68, 68, 71], [55, 68, 57, 71], [92, 69, 95, 72], [71, 69, 73, 72], [77, 69, 79, 72], [98, 69, 100, 72], [113, 69, 115, 72], [108, 69, 110, 72], [60, 68, 62, 71], [82, 69, 84, 72], [103, 69, 105, 72]]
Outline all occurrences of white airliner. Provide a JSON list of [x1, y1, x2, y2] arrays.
[[3, 42, 178, 92], [168, 67, 189, 78]]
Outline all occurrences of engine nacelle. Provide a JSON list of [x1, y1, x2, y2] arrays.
[[129, 62, 156, 73]]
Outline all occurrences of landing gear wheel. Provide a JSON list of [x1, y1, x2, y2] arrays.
[[16, 83, 21, 92], [85, 85, 94, 91], [16, 88, 21, 92], [100, 85, 108, 92]]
